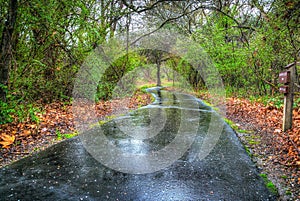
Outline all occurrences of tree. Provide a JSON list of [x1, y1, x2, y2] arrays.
[[0, 0, 130, 102], [1, 0, 300, 124], [0, 0, 132, 122], [0, 0, 18, 102]]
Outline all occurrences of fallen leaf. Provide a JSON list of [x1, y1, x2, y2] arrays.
[[0, 134, 15, 148], [29, 124, 36, 129], [19, 130, 31, 137]]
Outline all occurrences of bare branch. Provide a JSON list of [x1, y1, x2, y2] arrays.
[[121, 0, 169, 13], [130, 3, 256, 46]]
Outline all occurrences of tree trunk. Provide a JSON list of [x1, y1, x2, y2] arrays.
[[157, 60, 161, 87], [0, 0, 18, 102]]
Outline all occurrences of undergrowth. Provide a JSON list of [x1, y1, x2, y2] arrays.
[[0, 99, 41, 125]]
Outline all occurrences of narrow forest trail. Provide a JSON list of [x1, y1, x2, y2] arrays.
[[0, 89, 276, 200]]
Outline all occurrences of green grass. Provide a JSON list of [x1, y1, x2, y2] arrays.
[[224, 118, 249, 133], [285, 190, 292, 195], [259, 173, 278, 195], [138, 83, 157, 93], [238, 129, 249, 133], [56, 130, 78, 140], [200, 99, 221, 112], [248, 139, 260, 145], [160, 80, 193, 90], [99, 115, 117, 125], [249, 95, 284, 109], [266, 182, 277, 194], [243, 145, 252, 157], [224, 118, 239, 130], [281, 175, 288, 179], [244, 135, 261, 145], [89, 114, 120, 129]]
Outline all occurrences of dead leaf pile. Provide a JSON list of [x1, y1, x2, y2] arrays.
[[226, 97, 299, 167]]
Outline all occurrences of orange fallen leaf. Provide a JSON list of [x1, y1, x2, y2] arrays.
[[29, 124, 36, 129], [21, 130, 31, 136], [0, 134, 15, 148]]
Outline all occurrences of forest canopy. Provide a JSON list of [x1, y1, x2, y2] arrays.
[[0, 0, 300, 123]]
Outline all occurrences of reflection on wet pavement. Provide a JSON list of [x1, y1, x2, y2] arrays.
[[0, 88, 277, 200]]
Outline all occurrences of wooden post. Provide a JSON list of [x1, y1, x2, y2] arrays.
[[282, 62, 297, 131], [283, 92, 293, 131]]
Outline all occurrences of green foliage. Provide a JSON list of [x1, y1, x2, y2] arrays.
[[294, 97, 300, 108], [249, 95, 284, 109], [263, 97, 283, 109], [266, 181, 277, 194], [1, 0, 300, 125], [89, 114, 119, 129], [193, 13, 252, 94], [190, 0, 300, 97], [0, 101, 40, 124], [2, 0, 129, 104], [0, 101, 15, 124], [224, 118, 238, 129], [96, 52, 146, 101], [28, 105, 40, 123], [0, 90, 41, 124]]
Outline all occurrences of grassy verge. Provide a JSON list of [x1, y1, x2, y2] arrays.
[[259, 173, 279, 195]]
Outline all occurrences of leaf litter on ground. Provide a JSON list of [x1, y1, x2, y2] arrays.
[[0, 91, 153, 167], [225, 97, 300, 200]]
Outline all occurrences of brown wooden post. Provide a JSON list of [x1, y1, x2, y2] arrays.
[[282, 89, 293, 131], [281, 62, 298, 131]]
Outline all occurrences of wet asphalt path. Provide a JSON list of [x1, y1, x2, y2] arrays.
[[0, 89, 277, 200]]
